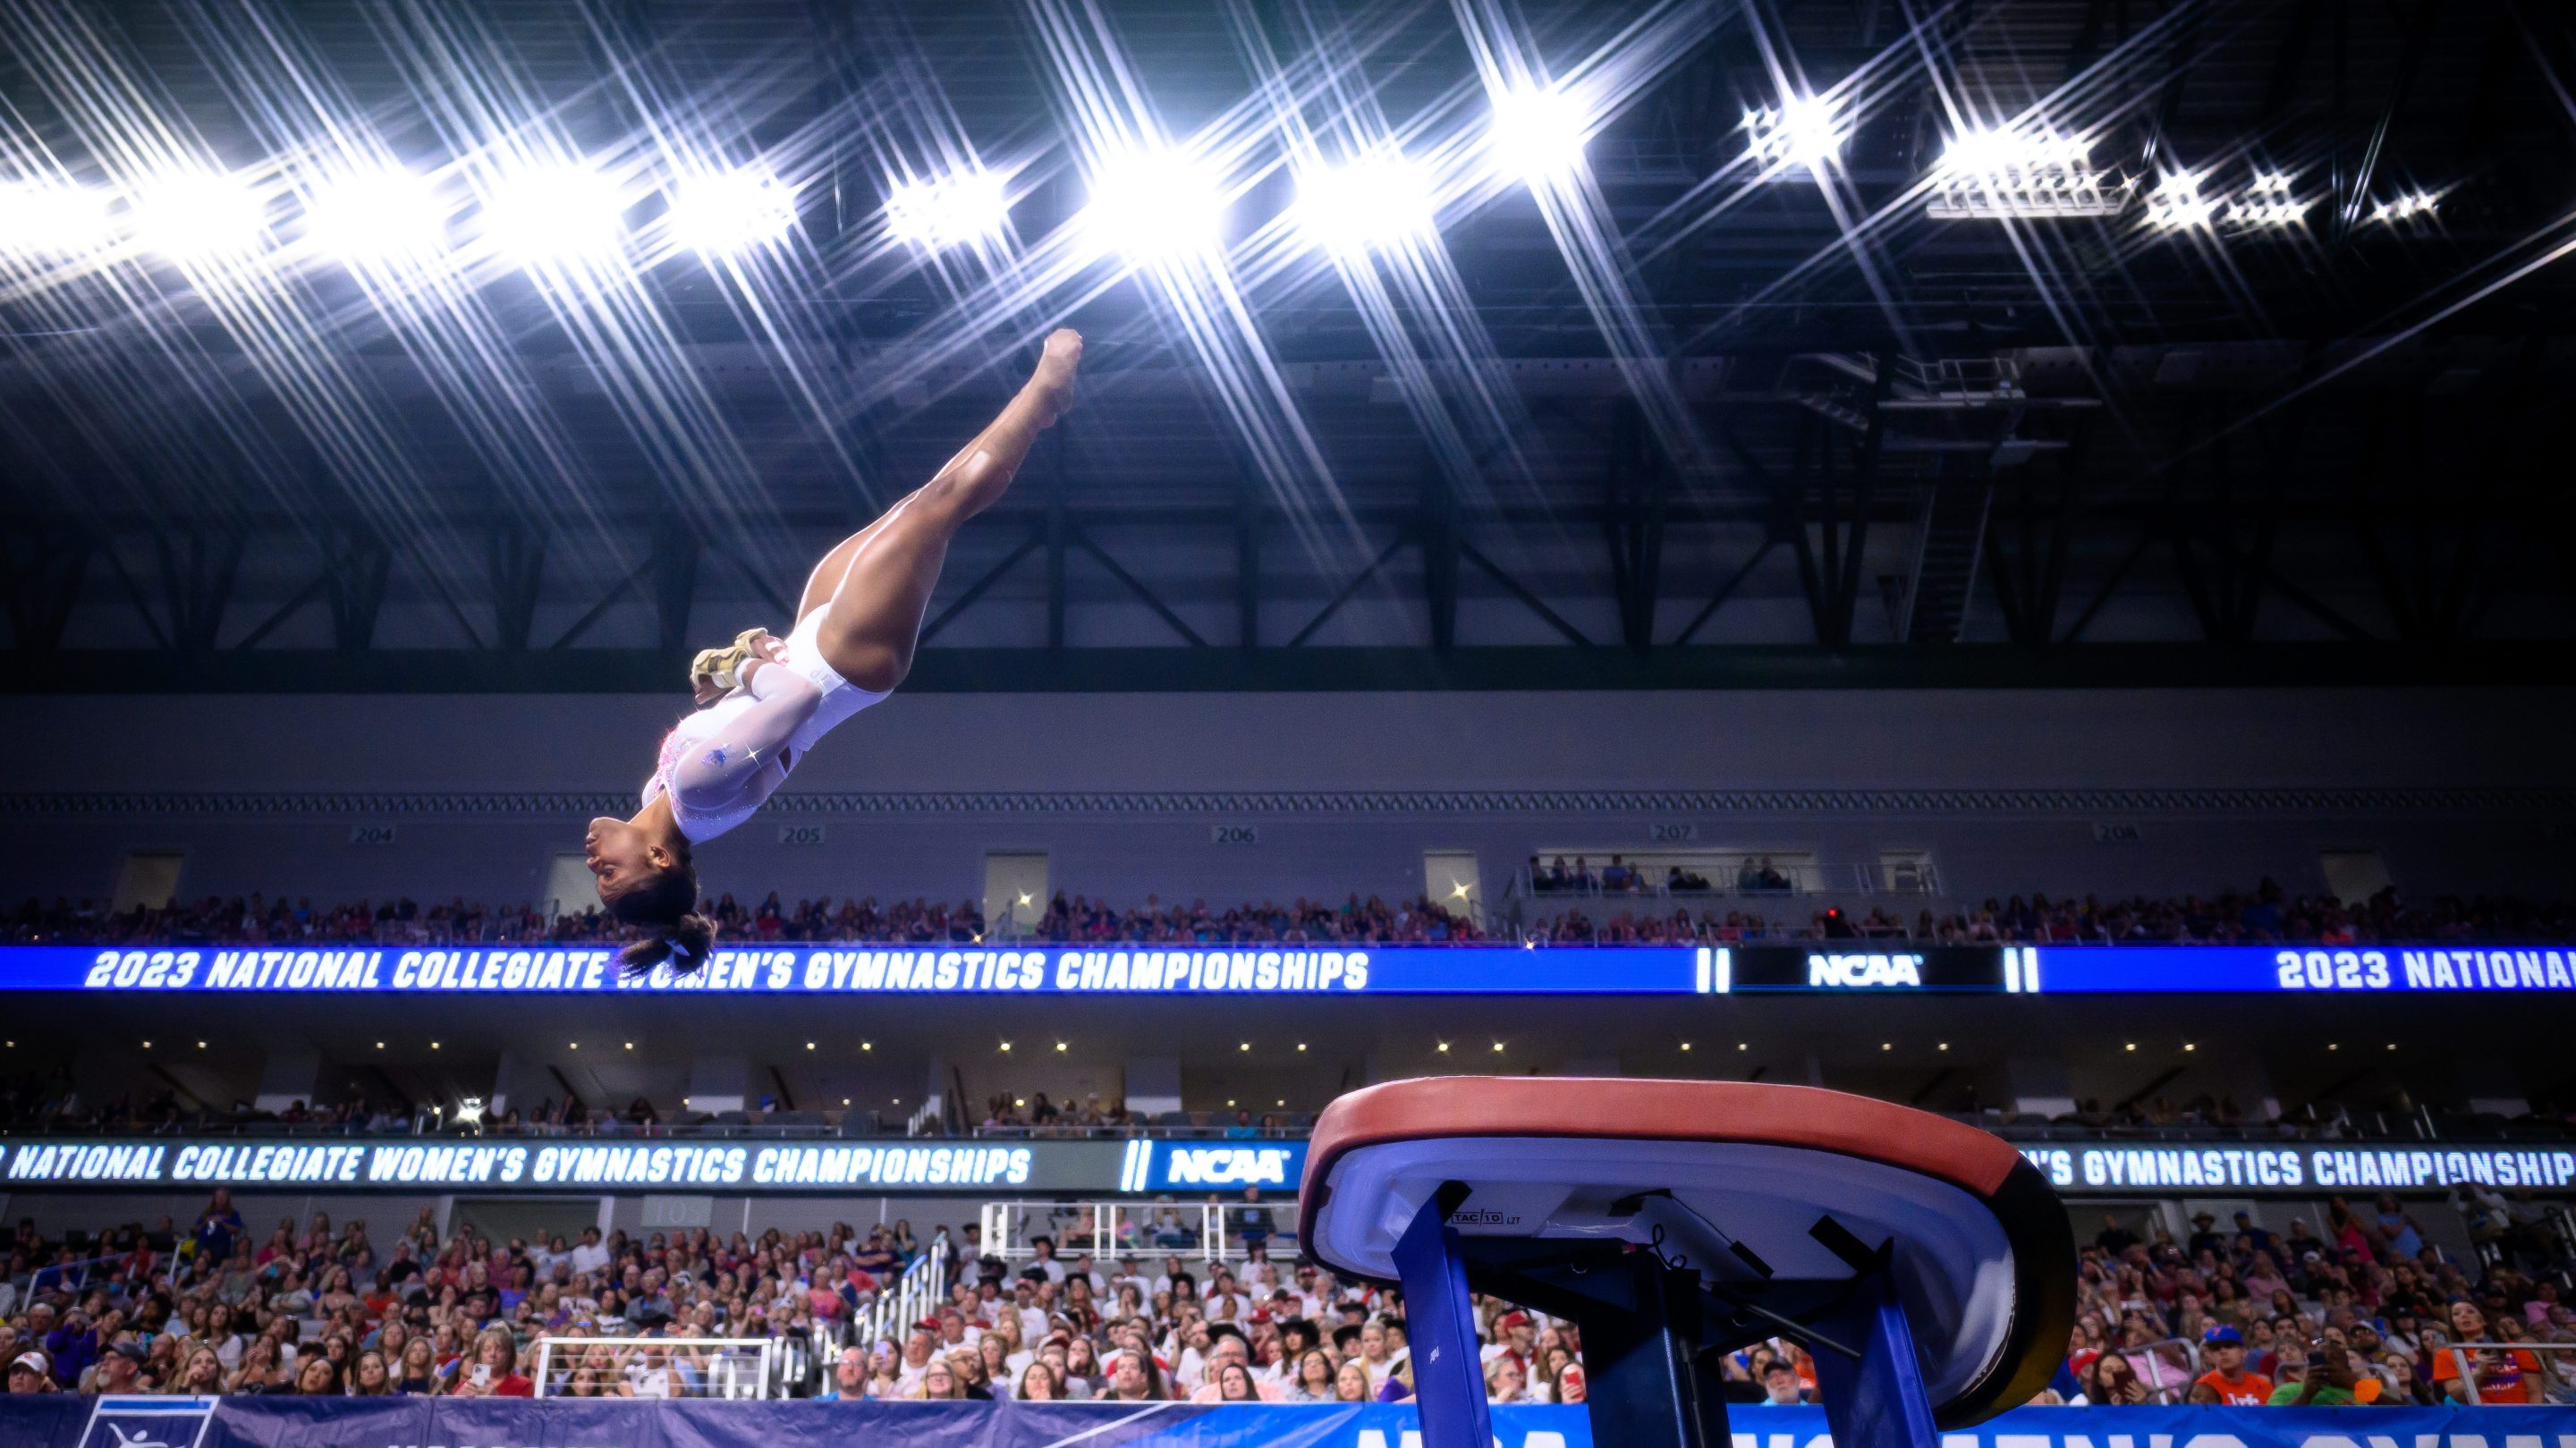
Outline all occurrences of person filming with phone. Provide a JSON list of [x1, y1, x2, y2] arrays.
[[441, 1327, 533, 1399]]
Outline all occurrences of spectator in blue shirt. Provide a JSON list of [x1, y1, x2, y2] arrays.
[[2233, 1210, 2276, 1261], [818, 1348, 868, 1400], [40, 1308, 97, 1388], [192, 1190, 243, 1266]]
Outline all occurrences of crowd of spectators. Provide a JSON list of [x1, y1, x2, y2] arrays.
[[2, 1182, 2568, 1407], [0, 1191, 1589, 1406], [0, 1072, 1350, 1141], [1529, 880, 2576, 946], [1530, 855, 1791, 894], [19, 1071, 2553, 1146], [2053, 1188, 2574, 1407], [0, 889, 1479, 950], [12, 876, 2567, 953]]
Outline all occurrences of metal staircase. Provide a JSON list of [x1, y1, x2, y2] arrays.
[[1894, 473, 1996, 643]]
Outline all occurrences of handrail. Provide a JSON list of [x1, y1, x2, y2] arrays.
[[852, 1234, 949, 1351], [530, 1336, 775, 1400], [2113, 1336, 2200, 1405], [977, 1200, 1284, 1266], [29, 1247, 139, 1291]]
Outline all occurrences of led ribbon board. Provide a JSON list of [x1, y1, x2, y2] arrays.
[[0, 1137, 2565, 1197], [7, 944, 2572, 995], [2027, 944, 2576, 994], [0, 1138, 1310, 1197]]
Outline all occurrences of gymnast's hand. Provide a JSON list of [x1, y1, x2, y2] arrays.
[[691, 628, 788, 708]]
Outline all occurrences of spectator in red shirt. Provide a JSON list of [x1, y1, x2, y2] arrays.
[[2192, 1326, 2272, 1405]]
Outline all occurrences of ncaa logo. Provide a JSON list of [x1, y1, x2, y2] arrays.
[[1805, 953, 1924, 988], [1165, 1147, 1292, 1187]]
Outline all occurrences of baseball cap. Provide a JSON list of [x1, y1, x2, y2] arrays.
[[2203, 1325, 2243, 1345], [110, 1342, 150, 1362], [1497, 1310, 1531, 1330], [8, 1351, 46, 1375]]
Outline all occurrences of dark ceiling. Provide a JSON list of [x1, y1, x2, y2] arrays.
[[2, 0, 2572, 690]]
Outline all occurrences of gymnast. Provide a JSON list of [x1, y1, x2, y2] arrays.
[[583, 329, 1083, 973]]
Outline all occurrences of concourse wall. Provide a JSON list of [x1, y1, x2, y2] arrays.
[[0, 686, 2566, 915]]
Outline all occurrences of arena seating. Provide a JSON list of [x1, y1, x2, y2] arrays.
[[8, 880, 2570, 948], [1, 1162, 2568, 1405]]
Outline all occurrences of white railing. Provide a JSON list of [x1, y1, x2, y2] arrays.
[[2439, 1342, 2576, 1405], [530, 1337, 775, 1399], [979, 1199, 1264, 1265], [852, 1233, 952, 1349], [2121, 1337, 2200, 1404], [1513, 860, 1946, 904]]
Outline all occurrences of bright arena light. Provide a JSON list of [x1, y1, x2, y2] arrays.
[[2371, 189, 2440, 224], [1084, 148, 1226, 260], [1296, 154, 1436, 257], [886, 169, 1009, 250], [1928, 128, 2126, 219], [130, 169, 267, 260], [667, 165, 799, 255], [1487, 86, 1590, 182], [1743, 94, 1844, 174], [0, 181, 111, 256], [303, 167, 447, 264], [479, 164, 627, 264], [2145, 171, 2216, 231], [2224, 171, 2310, 230]]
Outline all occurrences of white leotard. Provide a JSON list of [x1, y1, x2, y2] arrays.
[[641, 606, 889, 843]]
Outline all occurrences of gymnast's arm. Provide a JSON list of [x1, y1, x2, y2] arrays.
[[670, 658, 822, 813]]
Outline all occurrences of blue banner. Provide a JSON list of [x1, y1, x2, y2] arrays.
[[4, 1134, 2571, 1197], [2029, 944, 2576, 994], [5, 944, 1702, 995], [13, 943, 2576, 996], [4, 1398, 2572, 1448]]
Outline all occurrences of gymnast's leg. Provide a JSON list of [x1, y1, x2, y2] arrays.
[[811, 328, 1082, 694]]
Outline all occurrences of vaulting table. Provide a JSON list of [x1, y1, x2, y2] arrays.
[[1299, 1078, 2074, 1448]]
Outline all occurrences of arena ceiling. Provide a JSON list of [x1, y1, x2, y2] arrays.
[[1, 0, 2573, 691]]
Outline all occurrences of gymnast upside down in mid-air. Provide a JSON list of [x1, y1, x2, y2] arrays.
[[583, 329, 1083, 973]]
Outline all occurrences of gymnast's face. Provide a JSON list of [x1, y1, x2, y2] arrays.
[[584, 817, 671, 902]]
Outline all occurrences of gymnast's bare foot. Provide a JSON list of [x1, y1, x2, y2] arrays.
[[1031, 328, 1082, 425]]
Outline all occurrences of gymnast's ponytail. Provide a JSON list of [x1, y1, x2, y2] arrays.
[[620, 912, 716, 977], [603, 851, 714, 977]]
